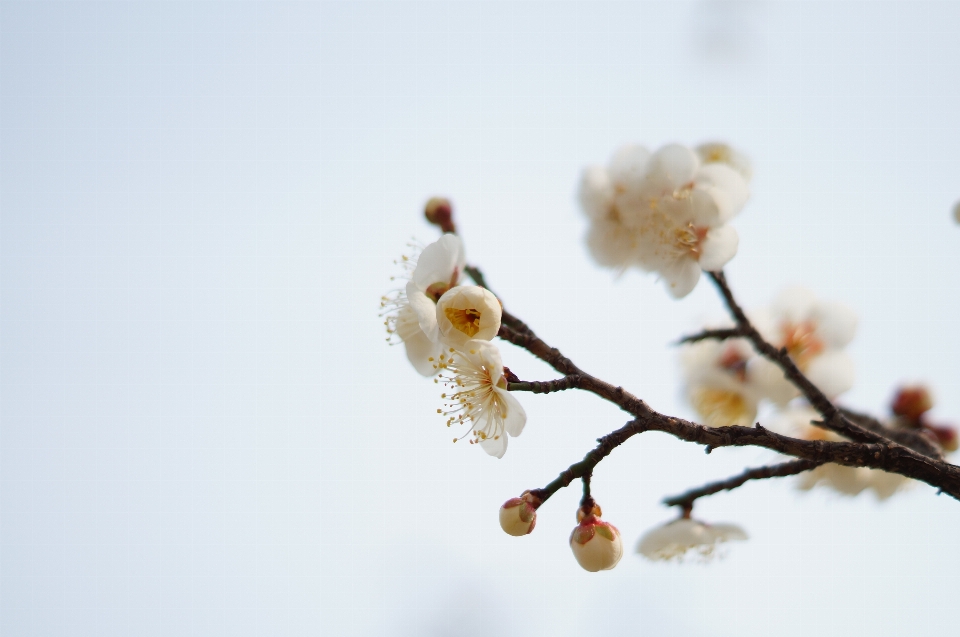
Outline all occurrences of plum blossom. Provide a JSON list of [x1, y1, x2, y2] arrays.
[[751, 287, 857, 403], [637, 517, 748, 562], [381, 234, 466, 375], [680, 334, 763, 427], [436, 340, 526, 458], [435, 285, 502, 348], [569, 503, 623, 572], [579, 142, 750, 298]]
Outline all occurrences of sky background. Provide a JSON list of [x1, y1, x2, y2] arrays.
[[3, 1, 960, 636]]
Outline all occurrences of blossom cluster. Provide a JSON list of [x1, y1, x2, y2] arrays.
[[579, 142, 750, 298], [381, 234, 526, 458]]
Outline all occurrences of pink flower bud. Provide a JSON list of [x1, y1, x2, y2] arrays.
[[424, 197, 455, 233], [925, 424, 958, 452], [891, 386, 933, 423], [499, 492, 540, 536], [569, 504, 623, 572]]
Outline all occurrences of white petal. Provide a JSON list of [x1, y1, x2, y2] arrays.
[[498, 390, 527, 437], [694, 163, 750, 223], [812, 300, 858, 349], [607, 144, 651, 190], [708, 523, 748, 542], [412, 234, 464, 290], [578, 166, 614, 220], [868, 470, 908, 500], [805, 350, 855, 399], [642, 144, 699, 195], [747, 357, 799, 405], [660, 258, 701, 299], [771, 286, 817, 325], [402, 326, 443, 376], [436, 285, 502, 347], [636, 519, 713, 560], [585, 218, 640, 269], [479, 433, 508, 459], [698, 225, 739, 271], [406, 282, 440, 342], [695, 142, 753, 182]]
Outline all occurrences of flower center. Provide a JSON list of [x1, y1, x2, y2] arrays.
[[691, 388, 751, 427], [445, 307, 482, 337], [673, 222, 708, 258], [781, 321, 823, 370], [717, 346, 748, 382]]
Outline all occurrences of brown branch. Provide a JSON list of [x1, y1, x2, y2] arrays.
[[840, 407, 944, 460], [676, 327, 745, 345], [464, 266, 960, 503], [662, 459, 823, 510]]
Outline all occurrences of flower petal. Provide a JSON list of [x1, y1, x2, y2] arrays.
[[402, 325, 443, 376], [607, 144, 651, 190], [812, 300, 858, 349], [578, 166, 614, 220], [805, 349, 855, 399], [479, 433, 508, 459], [406, 282, 440, 342], [642, 144, 699, 195], [698, 225, 739, 271], [412, 234, 465, 290], [585, 218, 640, 269], [694, 163, 750, 222], [660, 258, 701, 299], [498, 390, 527, 437]]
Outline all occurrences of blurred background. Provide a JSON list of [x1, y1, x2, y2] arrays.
[[3, 1, 960, 636]]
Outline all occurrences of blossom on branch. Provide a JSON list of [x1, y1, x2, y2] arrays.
[[499, 491, 541, 536], [382, 234, 466, 375], [680, 335, 763, 427], [637, 517, 747, 562], [579, 142, 750, 298], [435, 285, 502, 348], [437, 340, 527, 458]]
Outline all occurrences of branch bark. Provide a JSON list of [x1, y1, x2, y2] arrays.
[[662, 459, 823, 510]]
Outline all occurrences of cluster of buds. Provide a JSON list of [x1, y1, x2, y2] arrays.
[[891, 386, 957, 452]]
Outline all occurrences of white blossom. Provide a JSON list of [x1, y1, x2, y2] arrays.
[[578, 143, 750, 298], [636, 517, 747, 562], [435, 285, 502, 348], [695, 142, 753, 182], [437, 340, 526, 458], [681, 335, 763, 427], [569, 506, 623, 572], [382, 235, 466, 375], [751, 286, 857, 403]]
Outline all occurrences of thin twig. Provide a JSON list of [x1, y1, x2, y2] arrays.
[[676, 327, 745, 345], [662, 459, 823, 509]]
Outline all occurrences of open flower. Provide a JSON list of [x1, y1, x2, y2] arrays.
[[636, 517, 747, 561], [751, 286, 857, 402], [435, 285, 502, 348], [437, 340, 526, 458], [382, 235, 466, 375], [578, 143, 750, 298], [681, 335, 763, 427], [569, 503, 623, 572]]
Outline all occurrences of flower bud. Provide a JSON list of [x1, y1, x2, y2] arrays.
[[435, 285, 502, 347], [424, 197, 455, 233], [891, 385, 933, 423], [569, 504, 623, 572], [926, 424, 958, 452], [499, 492, 541, 537]]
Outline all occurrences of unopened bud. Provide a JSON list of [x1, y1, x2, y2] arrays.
[[891, 386, 933, 423], [569, 504, 623, 572], [424, 197, 455, 233], [499, 491, 541, 536], [926, 425, 958, 452]]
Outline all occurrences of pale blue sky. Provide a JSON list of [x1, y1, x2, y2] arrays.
[[2, 2, 960, 636]]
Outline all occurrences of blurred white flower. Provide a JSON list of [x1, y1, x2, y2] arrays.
[[435, 285, 502, 348], [681, 336, 762, 427], [695, 142, 753, 182], [751, 286, 857, 402], [382, 235, 466, 375], [578, 143, 749, 298], [637, 517, 747, 562], [437, 340, 526, 458], [570, 504, 623, 572], [770, 406, 911, 500], [953, 200, 960, 225]]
